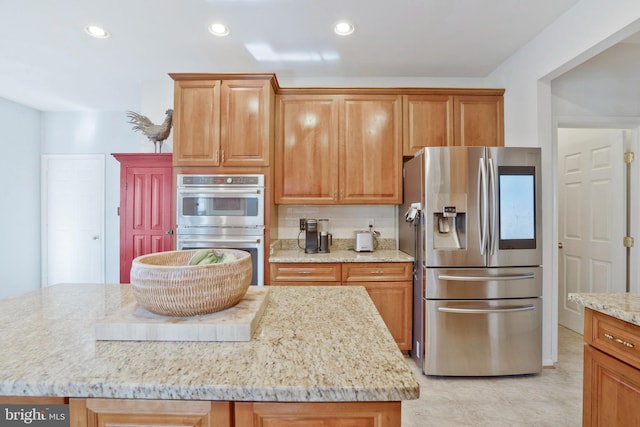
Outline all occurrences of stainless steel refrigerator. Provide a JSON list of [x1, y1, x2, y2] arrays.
[[399, 146, 542, 376]]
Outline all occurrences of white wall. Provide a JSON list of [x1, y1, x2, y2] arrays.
[[0, 98, 41, 299], [487, 0, 640, 366]]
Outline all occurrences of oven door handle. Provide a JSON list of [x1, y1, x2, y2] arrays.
[[437, 305, 535, 314], [178, 237, 262, 244], [178, 189, 262, 196]]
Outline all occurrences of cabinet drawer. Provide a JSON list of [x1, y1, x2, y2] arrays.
[[270, 263, 342, 283], [585, 308, 640, 370], [342, 262, 412, 282]]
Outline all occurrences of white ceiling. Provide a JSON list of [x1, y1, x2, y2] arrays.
[[0, 0, 583, 111]]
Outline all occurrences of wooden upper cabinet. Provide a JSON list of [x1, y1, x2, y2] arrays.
[[340, 95, 403, 204], [403, 94, 454, 155], [173, 79, 220, 166], [275, 95, 339, 203], [453, 94, 504, 147], [171, 74, 275, 167], [220, 79, 274, 167], [275, 93, 402, 204], [402, 91, 504, 156]]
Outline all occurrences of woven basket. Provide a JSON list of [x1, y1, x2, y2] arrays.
[[129, 249, 252, 316]]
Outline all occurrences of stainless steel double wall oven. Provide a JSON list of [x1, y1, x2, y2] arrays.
[[176, 174, 265, 286]]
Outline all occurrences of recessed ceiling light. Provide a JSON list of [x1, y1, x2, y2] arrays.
[[334, 21, 355, 36], [209, 23, 230, 37], [84, 25, 110, 39]]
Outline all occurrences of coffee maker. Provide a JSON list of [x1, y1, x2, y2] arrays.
[[299, 218, 332, 254], [302, 219, 319, 254]]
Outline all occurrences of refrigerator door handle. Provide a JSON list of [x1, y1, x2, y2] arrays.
[[437, 273, 536, 281], [488, 157, 496, 255], [478, 157, 488, 255], [437, 305, 536, 314]]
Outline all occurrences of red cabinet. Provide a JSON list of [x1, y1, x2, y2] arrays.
[[112, 153, 174, 283]]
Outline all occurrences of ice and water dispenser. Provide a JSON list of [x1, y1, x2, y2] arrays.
[[433, 194, 466, 250]]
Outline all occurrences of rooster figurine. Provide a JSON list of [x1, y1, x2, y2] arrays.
[[126, 109, 173, 153]]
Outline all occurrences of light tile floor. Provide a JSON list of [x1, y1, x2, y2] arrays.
[[402, 326, 583, 427]]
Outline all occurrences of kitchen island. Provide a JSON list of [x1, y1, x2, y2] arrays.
[[0, 284, 419, 426], [569, 292, 640, 427]]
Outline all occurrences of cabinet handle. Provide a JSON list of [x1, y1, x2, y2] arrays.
[[603, 333, 635, 348], [371, 270, 385, 274], [222, 150, 225, 163], [215, 150, 219, 163]]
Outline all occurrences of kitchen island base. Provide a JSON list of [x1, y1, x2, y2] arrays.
[[0, 397, 400, 427], [68, 399, 400, 427]]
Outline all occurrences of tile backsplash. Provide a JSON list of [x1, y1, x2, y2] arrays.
[[277, 204, 398, 247]]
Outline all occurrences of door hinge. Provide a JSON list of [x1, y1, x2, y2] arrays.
[[624, 151, 635, 163], [624, 236, 634, 248]]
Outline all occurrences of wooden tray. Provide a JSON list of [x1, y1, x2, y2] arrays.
[[95, 287, 269, 342]]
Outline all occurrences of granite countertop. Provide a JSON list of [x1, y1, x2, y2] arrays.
[[0, 284, 419, 402], [270, 248, 414, 263], [269, 238, 414, 263], [568, 292, 640, 327]]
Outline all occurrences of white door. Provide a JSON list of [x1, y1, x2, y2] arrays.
[[41, 155, 105, 287], [557, 129, 626, 334]]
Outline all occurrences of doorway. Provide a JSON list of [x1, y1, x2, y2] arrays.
[[41, 154, 105, 287], [557, 128, 635, 334]]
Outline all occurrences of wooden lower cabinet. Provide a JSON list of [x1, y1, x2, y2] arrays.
[[66, 399, 400, 427], [271, 262, 413, 352], [342, 263, 413, 352], [583, 345, 640, 427], [582, 308, 640, 426], [234, 401, 401, 427], [69, 399, 232, 427]]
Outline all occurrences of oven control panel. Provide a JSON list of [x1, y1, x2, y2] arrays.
[[178, 174, 264, 187]]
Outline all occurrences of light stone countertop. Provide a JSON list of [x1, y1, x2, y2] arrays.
[[568, 292, 640, 326], [0, 284, 419, 402], [270, 249, 414, 263]]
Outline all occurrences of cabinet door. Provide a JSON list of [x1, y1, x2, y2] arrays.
[[453, 95, 504, 147], [70, 399, 232, 427], [234, 402, 401, 427], [275, 95, 339, 203], [340, 95, 402, 204], [403, 94, 454, 156], [121, 165, 173, 283], [345, 281, 412, 351], [220, 80, 273, 167], [583, 345, 640, 427], [173, 80, 221, 166]]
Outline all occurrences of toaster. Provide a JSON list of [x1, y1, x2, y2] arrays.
[[354, 231, 375, 252]]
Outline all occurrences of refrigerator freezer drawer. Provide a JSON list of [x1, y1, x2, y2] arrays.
[[425, 267, 542, 299], [424, 298, 542, 376]]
